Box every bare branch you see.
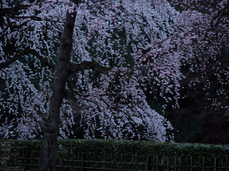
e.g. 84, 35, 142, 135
0, 49, 55, 71
68, 61, 111, 75
0, 5, 30, 16
11, 16, 65, 23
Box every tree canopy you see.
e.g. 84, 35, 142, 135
0, 0, 229, 142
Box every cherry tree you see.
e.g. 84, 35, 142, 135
0, 0, 179, 141
162, 0, 229, 143
1, 0, 228, 170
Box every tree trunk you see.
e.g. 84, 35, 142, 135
39, 10, 76, 171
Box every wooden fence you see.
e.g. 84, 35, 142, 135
1, 141, 229, 171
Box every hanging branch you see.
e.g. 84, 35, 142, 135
0, 48, 55, 71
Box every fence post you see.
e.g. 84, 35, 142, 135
166, 155, 169, 171
114, 153, 117, 171
190, 156, 192, 171
145, 155, 151, 171
214, 157, 216, 171
135, 154, 138, 171
103, 152, 106, 170
226, 158, 228, 171
124, 153, 127, 170
110, 153, 112, 171
81, 152, 84, 171
174, 155, 177, 171
120, 154, 123, 170
202, 157, 205, 171
93, 152, 96, 170
23, 149, 28, 170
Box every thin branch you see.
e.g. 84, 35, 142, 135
0, 25, 10, 35
11, 15, 64, 23
0, 48, 55, 71
211, 0, 229, 29
6, 17, 29, 30
0, 5, 30, 15
68, 61, 111, 75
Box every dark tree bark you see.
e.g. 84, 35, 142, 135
38, 2, 112, 170
39, 10, 76, 171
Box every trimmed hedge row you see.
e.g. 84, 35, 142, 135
1, 139, 229, 170
1, 139, 229, 157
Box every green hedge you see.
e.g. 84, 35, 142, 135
59, 139, 229, 157
1, 139, 229, 170
1, 139, 229, 156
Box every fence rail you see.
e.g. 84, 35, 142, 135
1, 141, 229, 171
1, 151, 229, 170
